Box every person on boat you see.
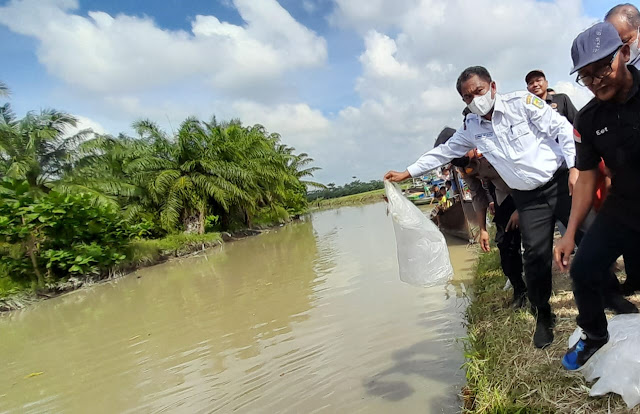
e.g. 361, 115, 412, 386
606, 3, 640, 69
525, 70, 578, 124
445, 180, 453, 198
437, 187, 452, 209
554, 22, 640, 370
384, 65, 635, 349
428, 185, 440, 205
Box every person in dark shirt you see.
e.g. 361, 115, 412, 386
555, 22, 640, 370
525, 70, 579, 124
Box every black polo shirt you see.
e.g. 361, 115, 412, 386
545, 93, 578, 124
575, 65, 640, 230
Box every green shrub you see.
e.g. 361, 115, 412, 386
0, 179, 135, 286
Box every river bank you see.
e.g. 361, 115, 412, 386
310, 188, 386, 210
464, 248, 640, 413
0, 230, 270, 313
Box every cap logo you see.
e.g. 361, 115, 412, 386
594, 29, 602, 53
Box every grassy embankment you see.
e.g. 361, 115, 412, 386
0, 232, 223, 307
310, 188, 386, 209
464, 248, 640, 413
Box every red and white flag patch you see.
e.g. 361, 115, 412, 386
573, 128, 582, 143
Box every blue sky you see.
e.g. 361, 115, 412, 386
0, 0, 627, 184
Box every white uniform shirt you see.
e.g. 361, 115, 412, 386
407, 91, 576, 191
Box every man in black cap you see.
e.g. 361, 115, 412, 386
525, 70, 578, 124
555, 21, 640, 370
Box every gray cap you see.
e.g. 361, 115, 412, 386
570, 22, 623, 75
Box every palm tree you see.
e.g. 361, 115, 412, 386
0, 82, 9, 98
0, 109, 91, 193
128, 118, 253, 233
56, 133, 154, 218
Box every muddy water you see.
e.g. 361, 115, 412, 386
0, 202, 476, 413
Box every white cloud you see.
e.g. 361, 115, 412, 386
61, 114, 107, 140
303, 0, 317, 14
0, 0, 607, 184
317, 0, 598, 183
552, 81, 594, 110
359, 31, 418, 80
73, 115, 107, 135
0, 0, 327, 96
231, 101, 331, 149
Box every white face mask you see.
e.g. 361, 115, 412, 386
467, 87, 495, 116
629, 27, 640, 62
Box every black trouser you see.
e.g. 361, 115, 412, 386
571, 212, 640, 338
493, 195, 526, 295
511, 168, 620, 316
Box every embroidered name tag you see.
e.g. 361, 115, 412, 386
474, 132, 494, 139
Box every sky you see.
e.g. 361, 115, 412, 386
0, 0, 625, 185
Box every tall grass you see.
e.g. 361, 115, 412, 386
126, 232, 222, 265
463, 248, 640, 413
310, 189, 386, 209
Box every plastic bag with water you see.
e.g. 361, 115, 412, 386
568, 314, 640, 408
384, 180, 453, 287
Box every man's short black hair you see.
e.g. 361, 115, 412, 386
456, 66, 492, 95
445, 180, 452, 187
605, 3, 640, 29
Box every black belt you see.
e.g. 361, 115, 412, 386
515, 163, 568, 194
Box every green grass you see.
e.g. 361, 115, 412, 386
0, 269, 29, 299
310, 188, 386, 209
463, 248, 640, 413
125, 232, 222, 265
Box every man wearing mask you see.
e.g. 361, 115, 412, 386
555, 22, 640, 370
525, 70, 578, 124
384, 66, 635, 349
606, 3, 640, 69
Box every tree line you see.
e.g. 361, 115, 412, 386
0, 82, 322, 288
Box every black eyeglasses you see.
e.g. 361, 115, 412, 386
576, 49, 620, 87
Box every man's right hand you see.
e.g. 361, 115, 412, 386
384, 170, 411, 182
553, 236, 575, 272
478, 229, 490, 252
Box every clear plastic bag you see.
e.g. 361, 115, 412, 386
385, 180, 453, 287
568, 314, 640, 408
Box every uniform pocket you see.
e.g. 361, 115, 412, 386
508, 122, 531, 152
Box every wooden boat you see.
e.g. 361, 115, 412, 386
430, 168, 478, 242
405, 191, 434, 205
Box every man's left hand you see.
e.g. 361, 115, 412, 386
568, 167, 579, 196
